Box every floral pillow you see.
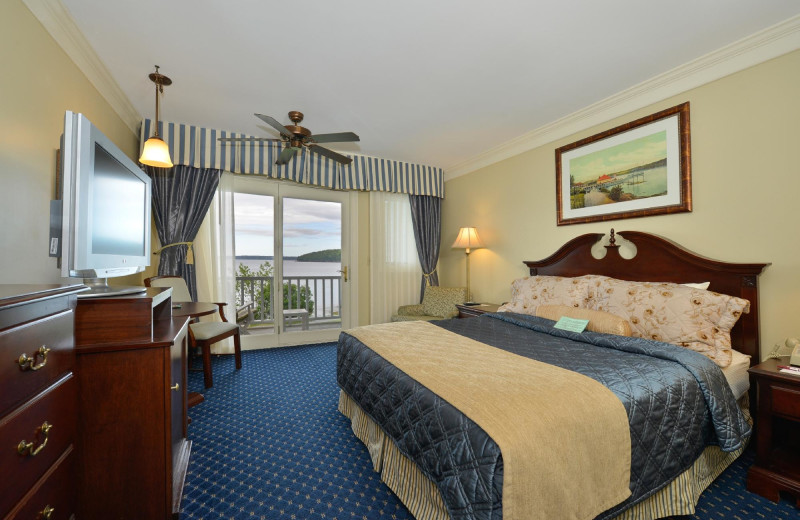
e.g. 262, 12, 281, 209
497, 275, 605, 316
593, 278, 750, 367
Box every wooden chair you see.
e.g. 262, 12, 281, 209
144, 275, 242, 388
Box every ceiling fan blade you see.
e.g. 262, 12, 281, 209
218, 137, 283, 142
309, 132, 360, 144
308, 144, 352, 165
255, 113, 294, 138
275, 146, 299, 165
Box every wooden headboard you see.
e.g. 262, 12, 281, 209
523, 230, 769, 363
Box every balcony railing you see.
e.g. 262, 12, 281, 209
236, 275, 342, 327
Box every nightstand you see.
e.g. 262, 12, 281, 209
747, 358, 800, 505
456, 303, 500, 319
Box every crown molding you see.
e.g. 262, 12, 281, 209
445, 14, 800, 181
23, 0, 141, 134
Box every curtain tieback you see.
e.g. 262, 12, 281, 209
153, 241, 194, 264
422, 268, 437, 286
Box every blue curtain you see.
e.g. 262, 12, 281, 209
409, 195, 441, 302
147, 165, 221, 301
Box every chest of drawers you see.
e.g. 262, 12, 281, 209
0, 284, 84, 520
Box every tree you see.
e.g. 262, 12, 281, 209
236, 260, 315, 321
609, 185, 624, 202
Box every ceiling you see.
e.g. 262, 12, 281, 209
54, 0, 800, 171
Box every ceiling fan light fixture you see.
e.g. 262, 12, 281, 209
139, 65, 174, 168
222, 111, 358, 166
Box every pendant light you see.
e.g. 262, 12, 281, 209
139, 65, 174, 168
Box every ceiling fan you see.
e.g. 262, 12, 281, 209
219, 111, 359, 165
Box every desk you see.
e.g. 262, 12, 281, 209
172, 302, 219, 408
172, 301, 218, 319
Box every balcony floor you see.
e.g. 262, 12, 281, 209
243, 319, 342, 335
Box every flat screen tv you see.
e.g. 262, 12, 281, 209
56, 111, 151, 298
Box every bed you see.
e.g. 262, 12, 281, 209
337, 230, 768, 520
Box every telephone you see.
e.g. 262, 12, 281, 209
789, 338, 800, 366
768, 337, 800, 363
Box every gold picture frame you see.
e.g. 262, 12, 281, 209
556, 102, 691, 226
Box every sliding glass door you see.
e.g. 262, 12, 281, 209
233, 177, 354, 347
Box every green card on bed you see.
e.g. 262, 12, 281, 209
553, 316, 590, 333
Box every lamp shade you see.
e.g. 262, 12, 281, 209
452, 227, 484, 250
139, 136, 174, 168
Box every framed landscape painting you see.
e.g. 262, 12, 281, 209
556, 102, 691, 226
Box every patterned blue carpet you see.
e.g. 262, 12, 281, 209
181, 343, 800, 519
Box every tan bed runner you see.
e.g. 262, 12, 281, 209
347, 321, 632, 520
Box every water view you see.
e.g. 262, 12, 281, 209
236, 258, 341, 277
233, 192, 344, 331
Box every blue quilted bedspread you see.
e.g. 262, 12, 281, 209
336, 313, 751, 520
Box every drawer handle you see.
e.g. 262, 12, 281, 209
17, 345, 51, 372
17, 421, 52, 457
171, 383, 180, 391
39, 505, 55, 520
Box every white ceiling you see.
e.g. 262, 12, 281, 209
54, 0, 800, 171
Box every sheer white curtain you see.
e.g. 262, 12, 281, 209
194, 172, 238, 353
369, 192, 422, 324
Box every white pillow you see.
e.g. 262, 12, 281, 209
683, 282, 710, 290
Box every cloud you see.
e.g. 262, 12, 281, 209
233, 192, 341, 256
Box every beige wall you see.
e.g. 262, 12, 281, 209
441, 49, 800, 359
0, 0, 139, 285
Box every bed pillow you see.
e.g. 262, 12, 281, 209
683, 282, 710, 290
535, 304, 633, 336
497, 275, 605, 315
593, 278, 750, 367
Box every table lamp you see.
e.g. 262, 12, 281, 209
452, 227, 484, 303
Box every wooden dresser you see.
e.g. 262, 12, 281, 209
74, 288, 191, 520
0, 284, 85, 520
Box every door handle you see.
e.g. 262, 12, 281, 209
338, 266, 348, 282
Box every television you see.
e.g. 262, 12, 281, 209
54, 111, 152, 298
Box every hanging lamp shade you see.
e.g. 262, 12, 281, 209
139, 65, 174, 168
140, 136, 173, 168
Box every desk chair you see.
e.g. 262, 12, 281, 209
144, 275, 242, 388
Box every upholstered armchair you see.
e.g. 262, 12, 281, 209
391, 286, 467, 322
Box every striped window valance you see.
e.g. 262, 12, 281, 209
141, 119, 444, 198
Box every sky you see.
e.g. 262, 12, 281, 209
233, 193, 341, 257
569, 131, 667, 184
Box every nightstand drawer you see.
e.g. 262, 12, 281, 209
456, 303, 500, 318
772, 384, 800, 420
